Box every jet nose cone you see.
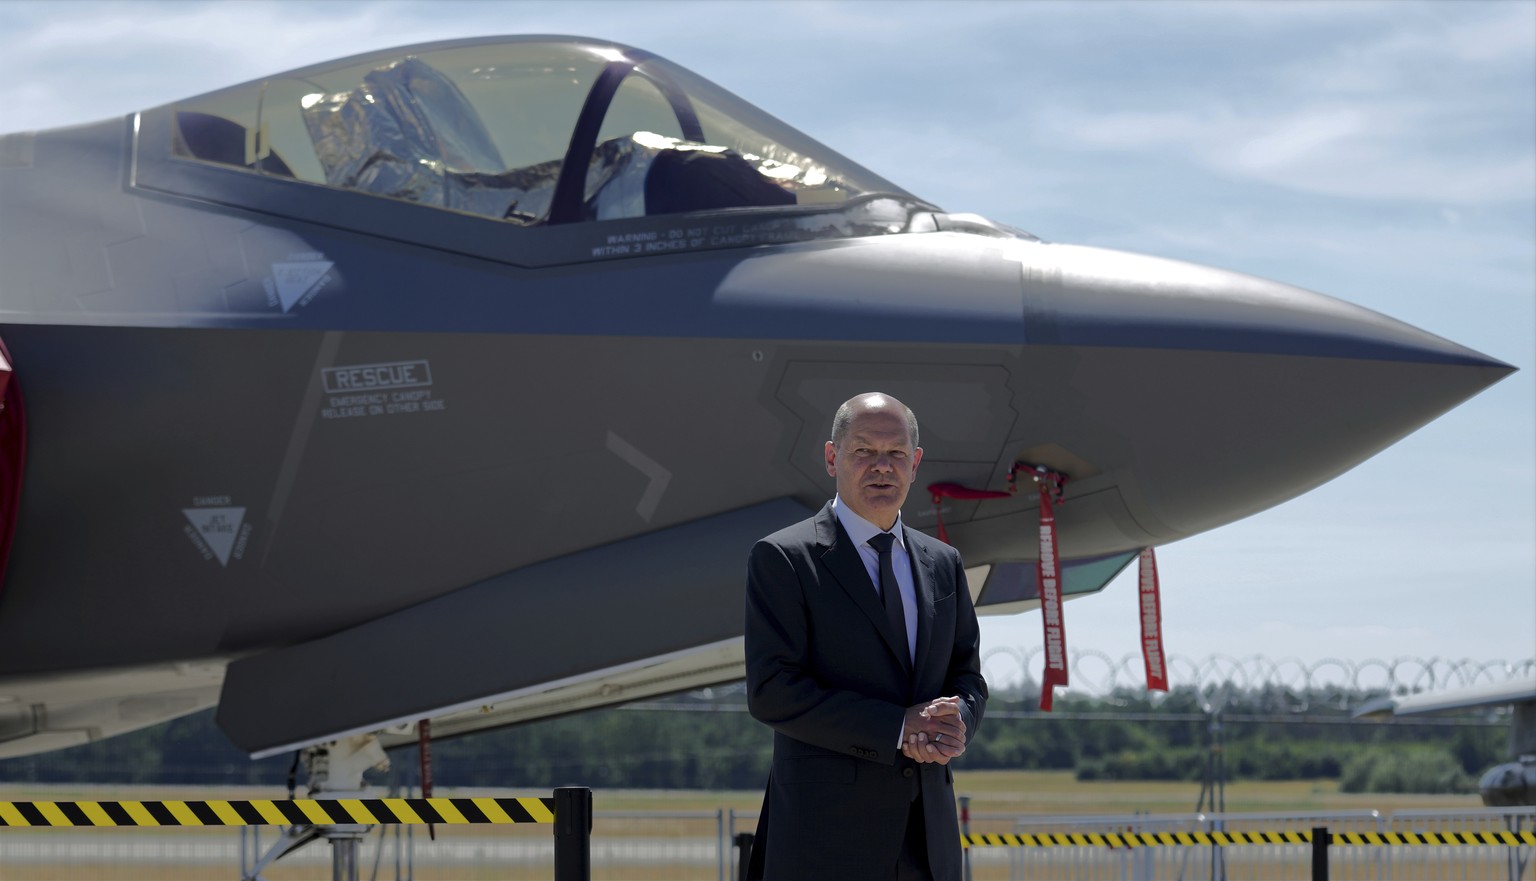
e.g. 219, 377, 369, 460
1023, 242, 1513, 373
1014, 241, 1515, 540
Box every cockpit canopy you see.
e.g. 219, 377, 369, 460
169, 36, 919, 226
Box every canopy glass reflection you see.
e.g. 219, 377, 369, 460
169, 37, 922, 228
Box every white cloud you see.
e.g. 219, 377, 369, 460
1232, 108, 1370, 172
1019, 2, 1534, 206
1284, 1, 1536, 94
1035, 99, 1534, 205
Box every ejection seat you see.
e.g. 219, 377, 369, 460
300, 57, 547, 219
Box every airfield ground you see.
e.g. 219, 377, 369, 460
0, 772, 1496, 881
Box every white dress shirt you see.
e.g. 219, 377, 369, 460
832, 495, 918, 664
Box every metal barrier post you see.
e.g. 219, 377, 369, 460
717, 808, 726, 881
727, 809, 738, 881
554, 786, 593, 881
1311, 826, 1329, 881
1509, 813, 1526, 881
959, 796, 973, 881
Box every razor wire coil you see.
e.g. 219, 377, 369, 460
981, 649, 1536, 709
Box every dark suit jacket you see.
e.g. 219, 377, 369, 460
744, 502, 988, 881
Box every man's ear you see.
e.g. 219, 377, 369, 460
824, 441, 837, 477
911, 447, 923, 470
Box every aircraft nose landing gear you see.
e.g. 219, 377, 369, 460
241, 734, 390, 881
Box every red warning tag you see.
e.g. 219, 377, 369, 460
1033, 474, 1068, 710
1138, 548, 1169, 692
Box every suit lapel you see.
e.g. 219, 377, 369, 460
815, 505, 912, 673
906, 527, 938, 683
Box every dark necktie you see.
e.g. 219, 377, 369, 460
867, 532, 909, 665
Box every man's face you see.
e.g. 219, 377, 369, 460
825, 407, 923, 531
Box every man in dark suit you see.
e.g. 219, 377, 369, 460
745, 392, 988, 881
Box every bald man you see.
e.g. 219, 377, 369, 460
745, 393, 988, 881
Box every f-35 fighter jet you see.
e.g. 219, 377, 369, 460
0, 36, 1512, 762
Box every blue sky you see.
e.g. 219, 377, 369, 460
2, 1, 1531, 690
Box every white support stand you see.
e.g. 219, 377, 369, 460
241, 734, 391, 881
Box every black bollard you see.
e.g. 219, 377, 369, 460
734, 832, 755, 881
1311, 826, 1329, 881
554, 787, 593, 881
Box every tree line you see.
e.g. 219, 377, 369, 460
0, 684, 1507, 795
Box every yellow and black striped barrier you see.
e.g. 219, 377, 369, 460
963, 831, 1306, 847
1330, 830, 1536, 846
2, 788, 595, 881
0, 797, 555, 828
961, 829, 1536, 848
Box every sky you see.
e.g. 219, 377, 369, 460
1, 0, 1531, 695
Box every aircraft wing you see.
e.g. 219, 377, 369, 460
1354, 676, 1536, 718
220, 499, 1134, 757
218, 499, 809, 757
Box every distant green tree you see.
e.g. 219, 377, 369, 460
1340, 747, 1475, 795
0, 685, 1509, 793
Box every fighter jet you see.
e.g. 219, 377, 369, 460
0, 35, 1514, 764
1356, 676, 1536, 807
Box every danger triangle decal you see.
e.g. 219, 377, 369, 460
183, 507, 246, 567
272, 260, 332, 313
